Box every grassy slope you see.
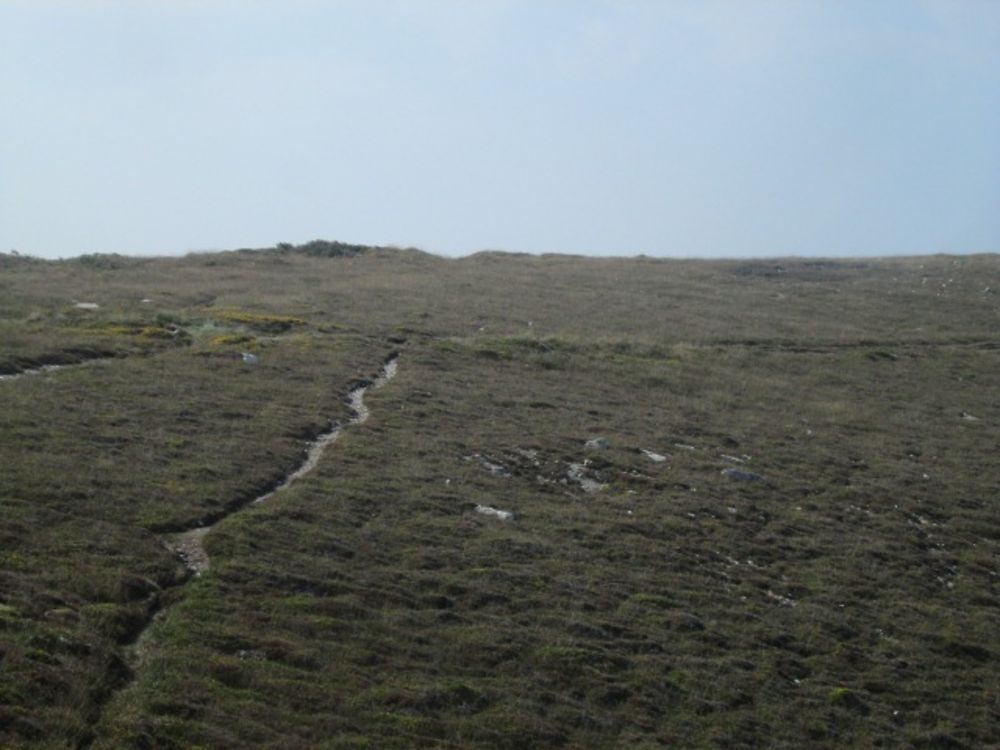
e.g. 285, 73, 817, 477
1, 246, 998, 748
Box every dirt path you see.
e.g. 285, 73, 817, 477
163, 354, 398, 575
80, 353, 399, 748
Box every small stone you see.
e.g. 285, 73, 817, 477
585, 437, 609, 450
482, 460, 510, 477
475, 504, 513, 521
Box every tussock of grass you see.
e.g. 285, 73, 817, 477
210, 310, 307, 333
209, 334, 256, 347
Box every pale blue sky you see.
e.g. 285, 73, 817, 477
1, 1, 998, 258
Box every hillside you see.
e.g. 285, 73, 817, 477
1, 244, 998, 748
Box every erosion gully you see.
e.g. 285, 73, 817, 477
0, 364, 70, 381
78, 352, 399, 747
165, 354, 398, 575
0, 353, 114, 381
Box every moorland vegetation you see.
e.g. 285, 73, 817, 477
0, 243, 997, 748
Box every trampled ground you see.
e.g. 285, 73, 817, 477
1, 244, 998, 748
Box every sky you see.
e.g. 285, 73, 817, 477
1, 1, 998, 259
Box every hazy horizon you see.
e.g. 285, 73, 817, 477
2, 1, 998, 260
6, 241, 1000, 264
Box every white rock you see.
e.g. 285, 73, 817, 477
475, 504, 513, 521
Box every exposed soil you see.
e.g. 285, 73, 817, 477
0, 349, 117, 379
78, 353, 399, 747
0, 363, 68, 381
163, 354, 398, 575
